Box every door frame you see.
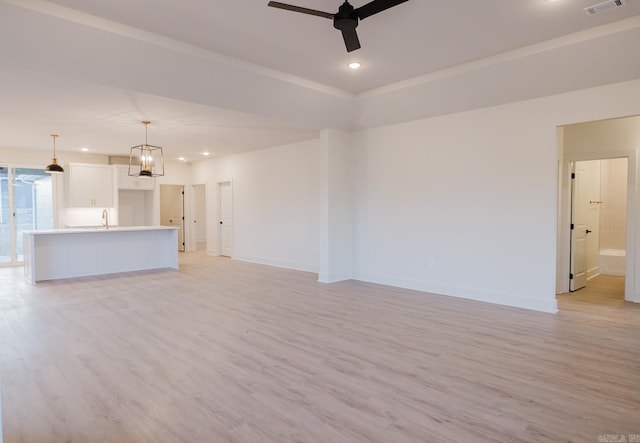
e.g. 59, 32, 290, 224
557, 150, 636, 302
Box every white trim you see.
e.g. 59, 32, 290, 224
355, 273, 558, 313
233, 254, 319, 274
586, 267, 601, 280
318, 272, 352, 283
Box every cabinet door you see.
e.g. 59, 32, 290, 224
66, 164, 115, 207
92, 166, 114, 207
67, 165, 95, 207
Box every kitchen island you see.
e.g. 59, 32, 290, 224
23, 226, 179, 284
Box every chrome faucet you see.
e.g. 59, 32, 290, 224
102, 209, 109, 229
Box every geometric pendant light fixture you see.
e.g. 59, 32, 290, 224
44, 134, 64, 174
128, 120, 165, 177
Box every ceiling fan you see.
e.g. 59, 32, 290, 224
267, 0, 409, 52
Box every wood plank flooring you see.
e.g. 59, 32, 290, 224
0, 253, 639, 442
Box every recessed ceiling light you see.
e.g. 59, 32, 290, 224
348, 62, 362, 70
178, 156, 186, 161
203, 152, 210, 156
81, 147, 89, 152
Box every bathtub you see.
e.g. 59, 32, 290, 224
599, 249, 626, 276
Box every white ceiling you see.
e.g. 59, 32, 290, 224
36, 0, 640, 92
0, 0, 639, 160
0, 67, 319, 162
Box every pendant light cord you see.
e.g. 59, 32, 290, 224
51, 134, 58, 159
143, 120, 151, 146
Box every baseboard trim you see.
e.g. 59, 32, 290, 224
318, 272, 353, 283
354, 273, 558, 313
586, 271, 601, 281
233, 254, 319, 274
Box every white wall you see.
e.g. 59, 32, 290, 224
118, 190, 153, 226
353, 107, 558, 312
574, 160, 602, 279
600, 158, 628, 251
319, 129, 355, 283
353, 79, 640, 312
564, 116, 640, 155
191, 139, 321, 272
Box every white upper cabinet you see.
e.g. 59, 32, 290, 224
116, 165, 155, 190
65, 163, 115, 207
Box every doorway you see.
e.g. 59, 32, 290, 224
570, 159, 628, 292
160, 184, 185, 252
557, 115, 638, 304
0, 167, 55, 265
218, 181, 233, 257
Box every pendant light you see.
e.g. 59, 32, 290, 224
45, 134, 64, 174
128, 121, 164, 177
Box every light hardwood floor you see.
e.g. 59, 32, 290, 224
0, 253, 639, 443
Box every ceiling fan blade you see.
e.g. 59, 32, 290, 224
355, 0, 409, 20
340, 27, 361, 52
267, 1, 334, 19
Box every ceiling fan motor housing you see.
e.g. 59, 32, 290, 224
268, 0, 410, 52
334, 1, 358, 30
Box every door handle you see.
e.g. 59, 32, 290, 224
586, 229, 592, 234
220, 221, 223, 225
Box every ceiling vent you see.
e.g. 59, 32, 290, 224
584, 0, 625, 15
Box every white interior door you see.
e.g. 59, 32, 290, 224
193, 184, 206, 251
219, 181, 232, 257
570, 163, 588, 291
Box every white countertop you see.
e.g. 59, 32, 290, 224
23, 226, 179, 235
